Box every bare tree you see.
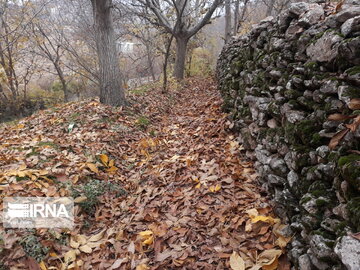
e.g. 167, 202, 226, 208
135, 0, 223, 80
90, 0, 126, 106
30, 22, 71, 102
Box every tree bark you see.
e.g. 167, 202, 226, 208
233, 0, 240, 35
91, 0, 126, 106
55, 64, 69, 102
225, 0, 232, 43
173, 37, 188, 80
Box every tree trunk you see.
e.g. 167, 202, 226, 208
54, 63, 69, 102
173, 37, 188, 80
225, 0, 232, 43
91, 0, 126, 106
233, 0, 240, 35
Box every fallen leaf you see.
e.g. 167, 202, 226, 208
229, 251, 245, 270
99, 154, 109, 166
79, 244, 92, 253
328, 113, 356, 121
349, 98, 360, 110
64, 249, 76, 263
88, 229, 106, 242
87, 163, 99, 173
329, 129, 349, 149
136, 264, 149, 270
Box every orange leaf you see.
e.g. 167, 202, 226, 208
87, 163, 99, 174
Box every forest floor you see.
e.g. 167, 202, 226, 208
0, 78, 290, 270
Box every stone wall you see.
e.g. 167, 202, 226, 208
217, 2, 360, 269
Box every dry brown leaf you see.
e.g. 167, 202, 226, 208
229, 251, 245, 270
329, 128, 349, 149
79, 244, 92, 253
349, 98, 360, 110
328, 113, 356, 121
88, 229, 106, 242
63, 249, 76, 263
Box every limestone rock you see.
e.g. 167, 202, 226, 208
334, 236, 360, 270
341, 15, 360, 37
306, 31, 343, 63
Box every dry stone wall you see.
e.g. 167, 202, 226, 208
217, 2, 360, 269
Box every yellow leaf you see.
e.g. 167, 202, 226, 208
195, 183, 201, 189
38, 170, 49, 176
74, 196, 87, 203
209, 186, 215, 192
143, 235, 154, 245
70, 237, 80, 249
106, 166, 118, 173
136, 264, 149, 270
64, 249, 76, 263
250, 215, 280, 224
139, 230, 153, 237
108, 159, 115, 167
99, 154, 109, 166
74, 235, 87, 245
79, 244, 92, 253
87, 163, 99, 174
88, 229, 106, 242
229, 251, 245, 270
39, 261, 47, 270
49, 252, 57, 257
214, 184, 221, 192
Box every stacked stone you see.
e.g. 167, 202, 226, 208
217, 2, 360, 269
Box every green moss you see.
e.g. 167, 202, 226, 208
308, 181, 329, 197
268, 102, 281, 116
304, 61, 318, 70
342, 87, 360, 99
345, 66, 360, 76
334, 221, 347, 236
285, 90, 302, 99
135, 116, 151, 129
315, 199, 328, 207
338, 154, 360, 190
285, 119, 323, 147
37, 141, 59, 149
300, 196, 312, 204
338, 154, 360, 167
347, 197, 360, 231
313, 229, 336, 241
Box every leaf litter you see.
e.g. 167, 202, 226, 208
0, 78, 291, 269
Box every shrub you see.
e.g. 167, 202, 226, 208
71, 179, 126, 214
19, 233, 49, 262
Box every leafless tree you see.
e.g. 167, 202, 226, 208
134, 0, 224, 80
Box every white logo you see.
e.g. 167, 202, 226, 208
3, 197, 74, 228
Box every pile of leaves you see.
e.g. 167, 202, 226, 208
0, 78, 291, 269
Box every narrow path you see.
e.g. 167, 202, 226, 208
102, 79, 286, 269
0, 78, 287, 269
